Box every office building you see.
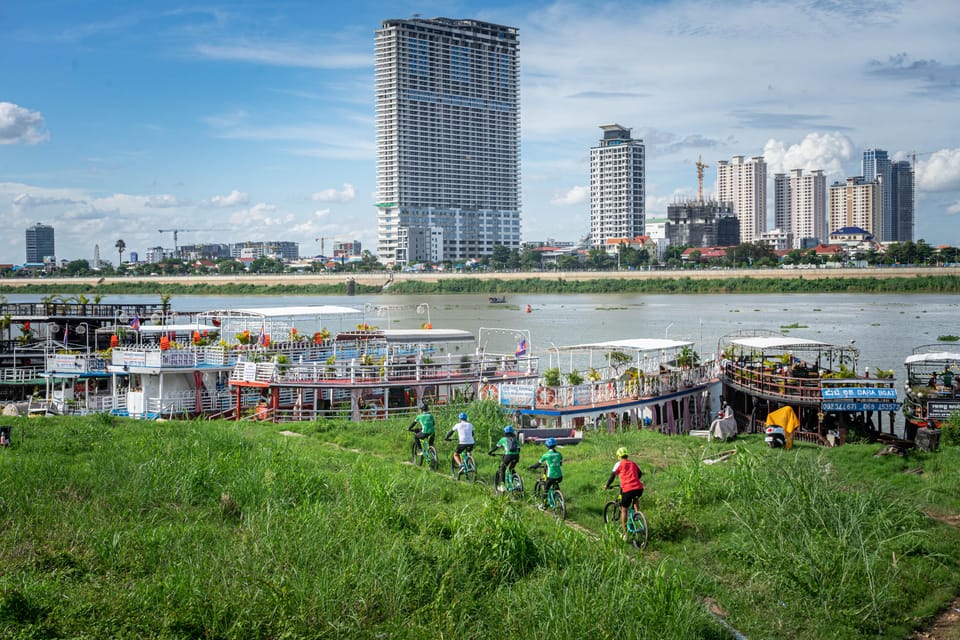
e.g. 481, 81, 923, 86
589, 124, 645, 246
890, 160, 915, 242
829, 177, 882, 236
665, 199, 739, 248
717, 156, 766, 244
774, 169, 827, 248
375, 17, 521, 264
230, 241, 299, 261
862, 148, 893, 241
25, 222, 55, 263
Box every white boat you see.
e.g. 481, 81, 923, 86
902, 345, 960, 436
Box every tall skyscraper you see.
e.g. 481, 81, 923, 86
828, 177, 882, 236
589, 124, 645, 246
862, 148, 893, 241
717, 156, 767, 244
25, 222, 55, 263
890, 160, 915, 242
774, 169, 827, 248
375, 17, 521, 264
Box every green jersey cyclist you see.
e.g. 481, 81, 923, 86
529, 437, 562, 509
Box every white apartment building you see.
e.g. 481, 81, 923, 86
829, 177, 882, 236
774, 169, 827, 248
717, 155, 766, 244
589, 124, 645, 246
374, 17, 521, 264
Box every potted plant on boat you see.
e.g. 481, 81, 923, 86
542, 367, 562, 387
676, 346, 700, 369
605, 351, 632, 377
566, 370, 584, 386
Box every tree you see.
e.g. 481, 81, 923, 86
63, 259, 91, 277
115, 239, 126, 266
519, 247, 542, 271
489, 245, 511, 270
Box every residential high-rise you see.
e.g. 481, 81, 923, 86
774, 169, 827, 248
862, 148, 892, 241
25, 222, 55, 263
828, 177, 882, 236
717, 156, 766, 244
890, 160, 915, 242
375, 17, 521, 264
589, 124, 645, 246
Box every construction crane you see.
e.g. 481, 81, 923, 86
158, 228, 225, 251
695, 155, 710, 203
315, 236, 336, 256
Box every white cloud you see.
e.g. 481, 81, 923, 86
12, 192, 81, 210
550, 185, 588, 206
206, 190, 250, 208
763, 133, 855, 179
195, 42, 369, 70
917, 148, 960, 192
311, 183, 356, 203
948, 201, 960, 215
229, 202, 286, 226
146, 194, 179, 208
313, 209, 331, 218
0, 102, 49, 144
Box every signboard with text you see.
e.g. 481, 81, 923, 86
822, 401, 901, 412
499, 384, 536, 407
927, 401, 960, 420
821, 387, 897, 400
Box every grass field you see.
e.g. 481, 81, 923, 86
2, 405, 959, 639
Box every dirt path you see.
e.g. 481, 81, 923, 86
912, 510, 960, 639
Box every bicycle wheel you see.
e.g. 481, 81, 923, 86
533, 479, 545, 504
463, 454, 477, 483
413, 443, 423, 466
552, 490, 566, 520
631, 511, 649, 550
602, 500, 620, 525
427, 446, 439, 471
450, 455, 459, 479
511, 472, 524, 499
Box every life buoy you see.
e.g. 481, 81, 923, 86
536, 386, 556, 405
480, 384, 499, 400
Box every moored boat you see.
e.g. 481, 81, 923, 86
902, 345, 960, 436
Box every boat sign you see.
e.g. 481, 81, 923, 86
821, 387, 898, 400
499, 384, 536, 407
822, 401, 901, 412
927, 401, 960, 420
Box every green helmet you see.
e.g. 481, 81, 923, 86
616, 447, 629, 458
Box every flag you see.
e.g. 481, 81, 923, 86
130, 315, 141, 331
63, 324, 69, 348
515, 338, 527, 357
257, 325, 267, 346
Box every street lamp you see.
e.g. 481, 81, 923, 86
416, 303, 431, 327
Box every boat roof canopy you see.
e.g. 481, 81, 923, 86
905, 351, 960, 365
553, 338, 693, 352
204, 305, 362, 318
134, 324, 220, 334
726, 336, 830, 350
382, 329, 474, 344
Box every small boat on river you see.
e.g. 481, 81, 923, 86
901, 344, 960, 436
488, 296, 507, 304
719, 329, 899, 445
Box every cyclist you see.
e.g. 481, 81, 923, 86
408, 402, 435, 459
488, 425, 521, 490
445, 411, 475, 469
603, 447, 644, 538
529, 437, 562, 509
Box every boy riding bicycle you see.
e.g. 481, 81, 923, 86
529, 437, 562, 509
488, 425, 521, 490
408, 403, 435, 458
603, 447, 644, 538
445, 412, 475, 468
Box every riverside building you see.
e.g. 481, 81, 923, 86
589, 124, 645, 246
829, 177, 882, 237
374, 17, 521, 264
773, 169, 827, 248
717, 156, 766, 244
25, 222, 55, 263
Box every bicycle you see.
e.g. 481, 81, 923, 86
490, 453, 523, 498
412, 435, 439, 471
532, 467, 565, 520
603, 487, 649, 549
450, 447, 477, 482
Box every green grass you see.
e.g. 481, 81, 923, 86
2, 411, 960, 639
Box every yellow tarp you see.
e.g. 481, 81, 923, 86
766, 405, 800, 449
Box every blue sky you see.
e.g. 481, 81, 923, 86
2, 0, 960, 264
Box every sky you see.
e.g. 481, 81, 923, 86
2, 0, 960, 265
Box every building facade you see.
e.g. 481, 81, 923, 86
717, 156, 766, 244
774, 169, 827, 248
890, 160, 915, 242
829, 178, 882, 236
229, 241, 299, 261
862, 148, 893, 241
375, 17, 521, 264
665, 200, 739, 248
25, 222, 55, 263
589, 124, 645, 246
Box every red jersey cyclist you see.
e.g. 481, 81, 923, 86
603, 447, 644, 538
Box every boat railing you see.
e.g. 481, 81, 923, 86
0, 366, 44, 382
723, 361, 897, 402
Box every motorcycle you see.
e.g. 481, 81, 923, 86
765, 425, 786, 448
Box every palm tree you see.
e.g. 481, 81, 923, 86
115, 239, 126, 266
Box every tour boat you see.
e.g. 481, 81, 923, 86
901, 345, 960, 436
719, 329, 899, 445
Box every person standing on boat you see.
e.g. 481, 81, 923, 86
408, 402, 435, 458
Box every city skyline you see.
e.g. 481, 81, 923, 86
2, 0, 960, 265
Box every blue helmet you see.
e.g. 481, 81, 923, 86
458, 412, 468, 420
503, 425, 514, 434
545, 437, 557, 448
